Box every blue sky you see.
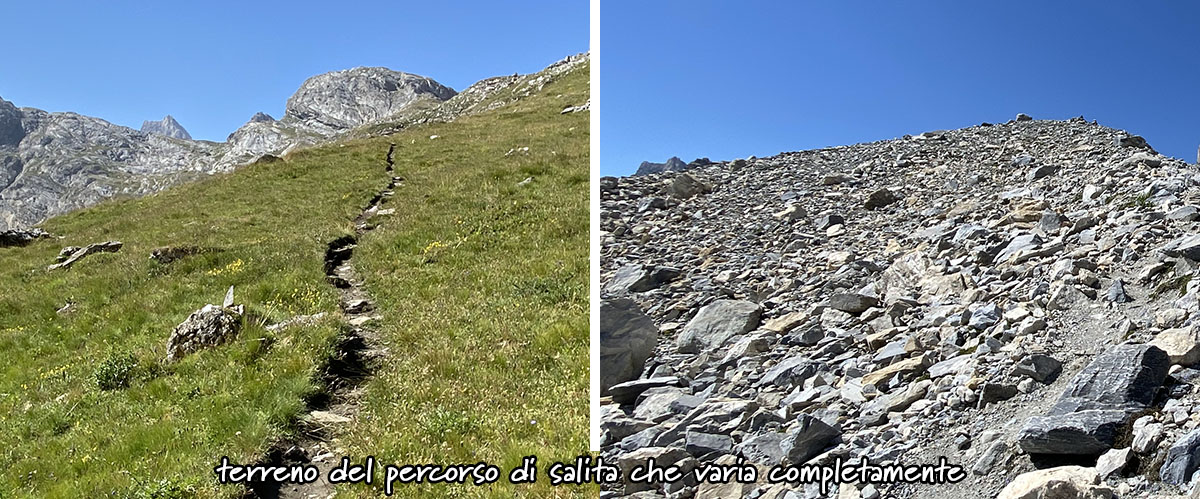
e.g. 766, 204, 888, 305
601, 2, 1200, 175
0, 1, 586, 142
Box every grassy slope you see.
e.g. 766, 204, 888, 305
0, 63, 588, 498
341, 66, 590, 499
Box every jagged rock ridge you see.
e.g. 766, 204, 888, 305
635, 156, 714, 176
600, 115, 1200, 498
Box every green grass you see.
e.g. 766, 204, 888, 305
0, 62, 588, 498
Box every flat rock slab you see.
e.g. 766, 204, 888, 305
1017, 410, 1130, 455
608, 376, 681, 405
47, 241, 122, 270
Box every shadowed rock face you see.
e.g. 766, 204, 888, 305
0, 98, 24, 146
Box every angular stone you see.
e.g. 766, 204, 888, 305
605, 264, 681, 295
1028, 163, 1058, 180
1132, 421, 1163, 454
756, 357, 817, 388
1047, 283, 1088, 311
1150, 326, 1200, 367
972, 440, 1008, 475
1168, 205, 1200, 222
780, 414, 840, 465
763, 312, 806, 333
1012, 354, 1063, 383
634, 387, 686, 422
863, 355, 930, 387
165, 303, 244, 362
1161, 235, 1200, 261
608, 376, 681, 405
1160, 429, 1200, 485
928, 354, 974, 378
676, 300, 761, 354
1106, 279, 1131, 303
828, 293, 880, 315
969, 303, 1001, 330
600, 299, 659, 394
1095, 448, 1132, 479
736, 432, 787, 466
0, 228, 50, 247
685, 431, 733, 456
814, 214, 845, 230
979, 383, 1019, 406
996, 234, 1043, 263
865, 188, 900, 210
666, 173, 710, 199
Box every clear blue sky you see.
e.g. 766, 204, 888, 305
0, 1, 586, 142
601, 2, 1200, 175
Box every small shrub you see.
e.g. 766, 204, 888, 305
93, 353, 138, 391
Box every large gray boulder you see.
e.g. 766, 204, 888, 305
600, 299, 658, 394
1017, 344, 1169, 455
164, 304, 245, 362
665, 173, 710, 199
676, 300, 761, 353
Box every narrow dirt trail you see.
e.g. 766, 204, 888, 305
248, 144, 398, 499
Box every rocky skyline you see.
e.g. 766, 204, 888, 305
0, 55, 587, 230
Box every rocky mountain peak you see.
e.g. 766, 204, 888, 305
140, 115, 192, 140
249, 112, 275, 123
284, 66, 457, 130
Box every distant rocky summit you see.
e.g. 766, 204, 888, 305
248, 112, 275, 123
601, 115, 1200, 498
0, 54, 588, 230
634, 156, 713, 176
140, 115, 192, 140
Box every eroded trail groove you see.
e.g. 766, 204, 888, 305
248, 144, 398, 499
